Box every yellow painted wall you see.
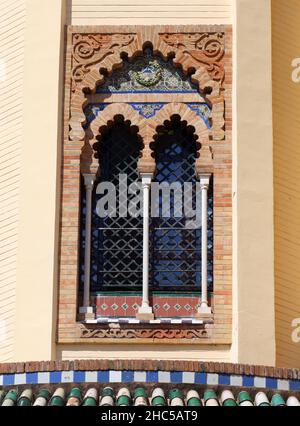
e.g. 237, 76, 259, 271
14, 0, 67, 362
0, 0, 278, 365
71, 0, 232, 25
231, 0, 275, 366
272, 0, 300, 368
0, 0, 25, 362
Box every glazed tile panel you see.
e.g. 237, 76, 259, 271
1, 370, 300, 392
93, 295, 213, 318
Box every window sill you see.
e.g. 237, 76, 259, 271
76, 317, 214, 342
85, 317, 211, 325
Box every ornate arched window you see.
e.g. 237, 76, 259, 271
79, 47, 213, 319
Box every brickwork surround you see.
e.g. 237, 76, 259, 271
58, 25, 232, 345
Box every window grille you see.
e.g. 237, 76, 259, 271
80, 118, 143, 292
150, 117, 213, 292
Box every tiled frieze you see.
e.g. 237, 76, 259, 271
93, 294, 213, 318
0, 360, 300, 393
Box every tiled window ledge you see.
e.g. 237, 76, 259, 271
77, 318, 214, 340
85, 317, 210, 325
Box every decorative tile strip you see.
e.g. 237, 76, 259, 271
91, 318, 205, 325
83, 102, 212, 128
1, 360, 299, 382
0, 370, 300, 392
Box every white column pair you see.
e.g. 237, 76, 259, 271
80, 173, 212, 320
137, 173, 212, 319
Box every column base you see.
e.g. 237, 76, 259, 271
136, 305, 154, 320
79, 306, 95, 321
195, 304, 213, 319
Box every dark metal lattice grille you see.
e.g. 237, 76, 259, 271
80, 121, 143, 292
151, 121, 213, 291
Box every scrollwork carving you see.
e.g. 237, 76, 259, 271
69, 29, 227, 144
79, 324, 211, 340
72, 33, 136, 91
159, 32, 225, 85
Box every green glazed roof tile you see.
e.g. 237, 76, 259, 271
0, 384, 299, 407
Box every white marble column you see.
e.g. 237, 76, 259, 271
196, 173, 212, 316
79, 173, 96, 320
137, 173, 154, 320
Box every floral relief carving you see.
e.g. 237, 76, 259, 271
79, 324, 211, 340
72, 33, 136, 91
69, 29, 226, 145
159, 32, 225, 86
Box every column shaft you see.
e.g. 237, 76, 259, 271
80, 174, 95, 319
137, 173, 154, 320
197, 173, 212, 317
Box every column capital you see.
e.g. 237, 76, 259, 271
82, 173, 96, 190
198, 173, 211, 189
140, 172, 153, 187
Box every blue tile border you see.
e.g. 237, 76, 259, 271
122, 371, 135, 383
219, 374, 231, 386
26, 373, 38, 385
0, 370, 299, 392
195, 372, 207, 385
289, 380, 300, 391
243, 376, 254, 387
2, 374, 14, 386
97, 371, 110, 383
266, 378, 278, 389
83, 102, 211, 129
49, 372, 62, 384
170, 371, 183, 384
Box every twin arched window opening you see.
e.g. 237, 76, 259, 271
80, 114, 213, 295
79, 47, 214, 319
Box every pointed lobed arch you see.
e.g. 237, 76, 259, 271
145, 102, 213, 174
86, 103, 147, 174
86, 102, 212, 175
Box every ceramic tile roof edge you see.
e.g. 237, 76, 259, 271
0, 360, 298, 380
1, 371, 300, 393
1, 385, 299, 406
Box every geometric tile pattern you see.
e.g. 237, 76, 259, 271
88, 318, 205, 325
84, 102, 211, 126
1, 370, 300, 392
94, 294, 210, 318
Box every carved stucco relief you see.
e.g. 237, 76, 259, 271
69, 29, 226, 175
